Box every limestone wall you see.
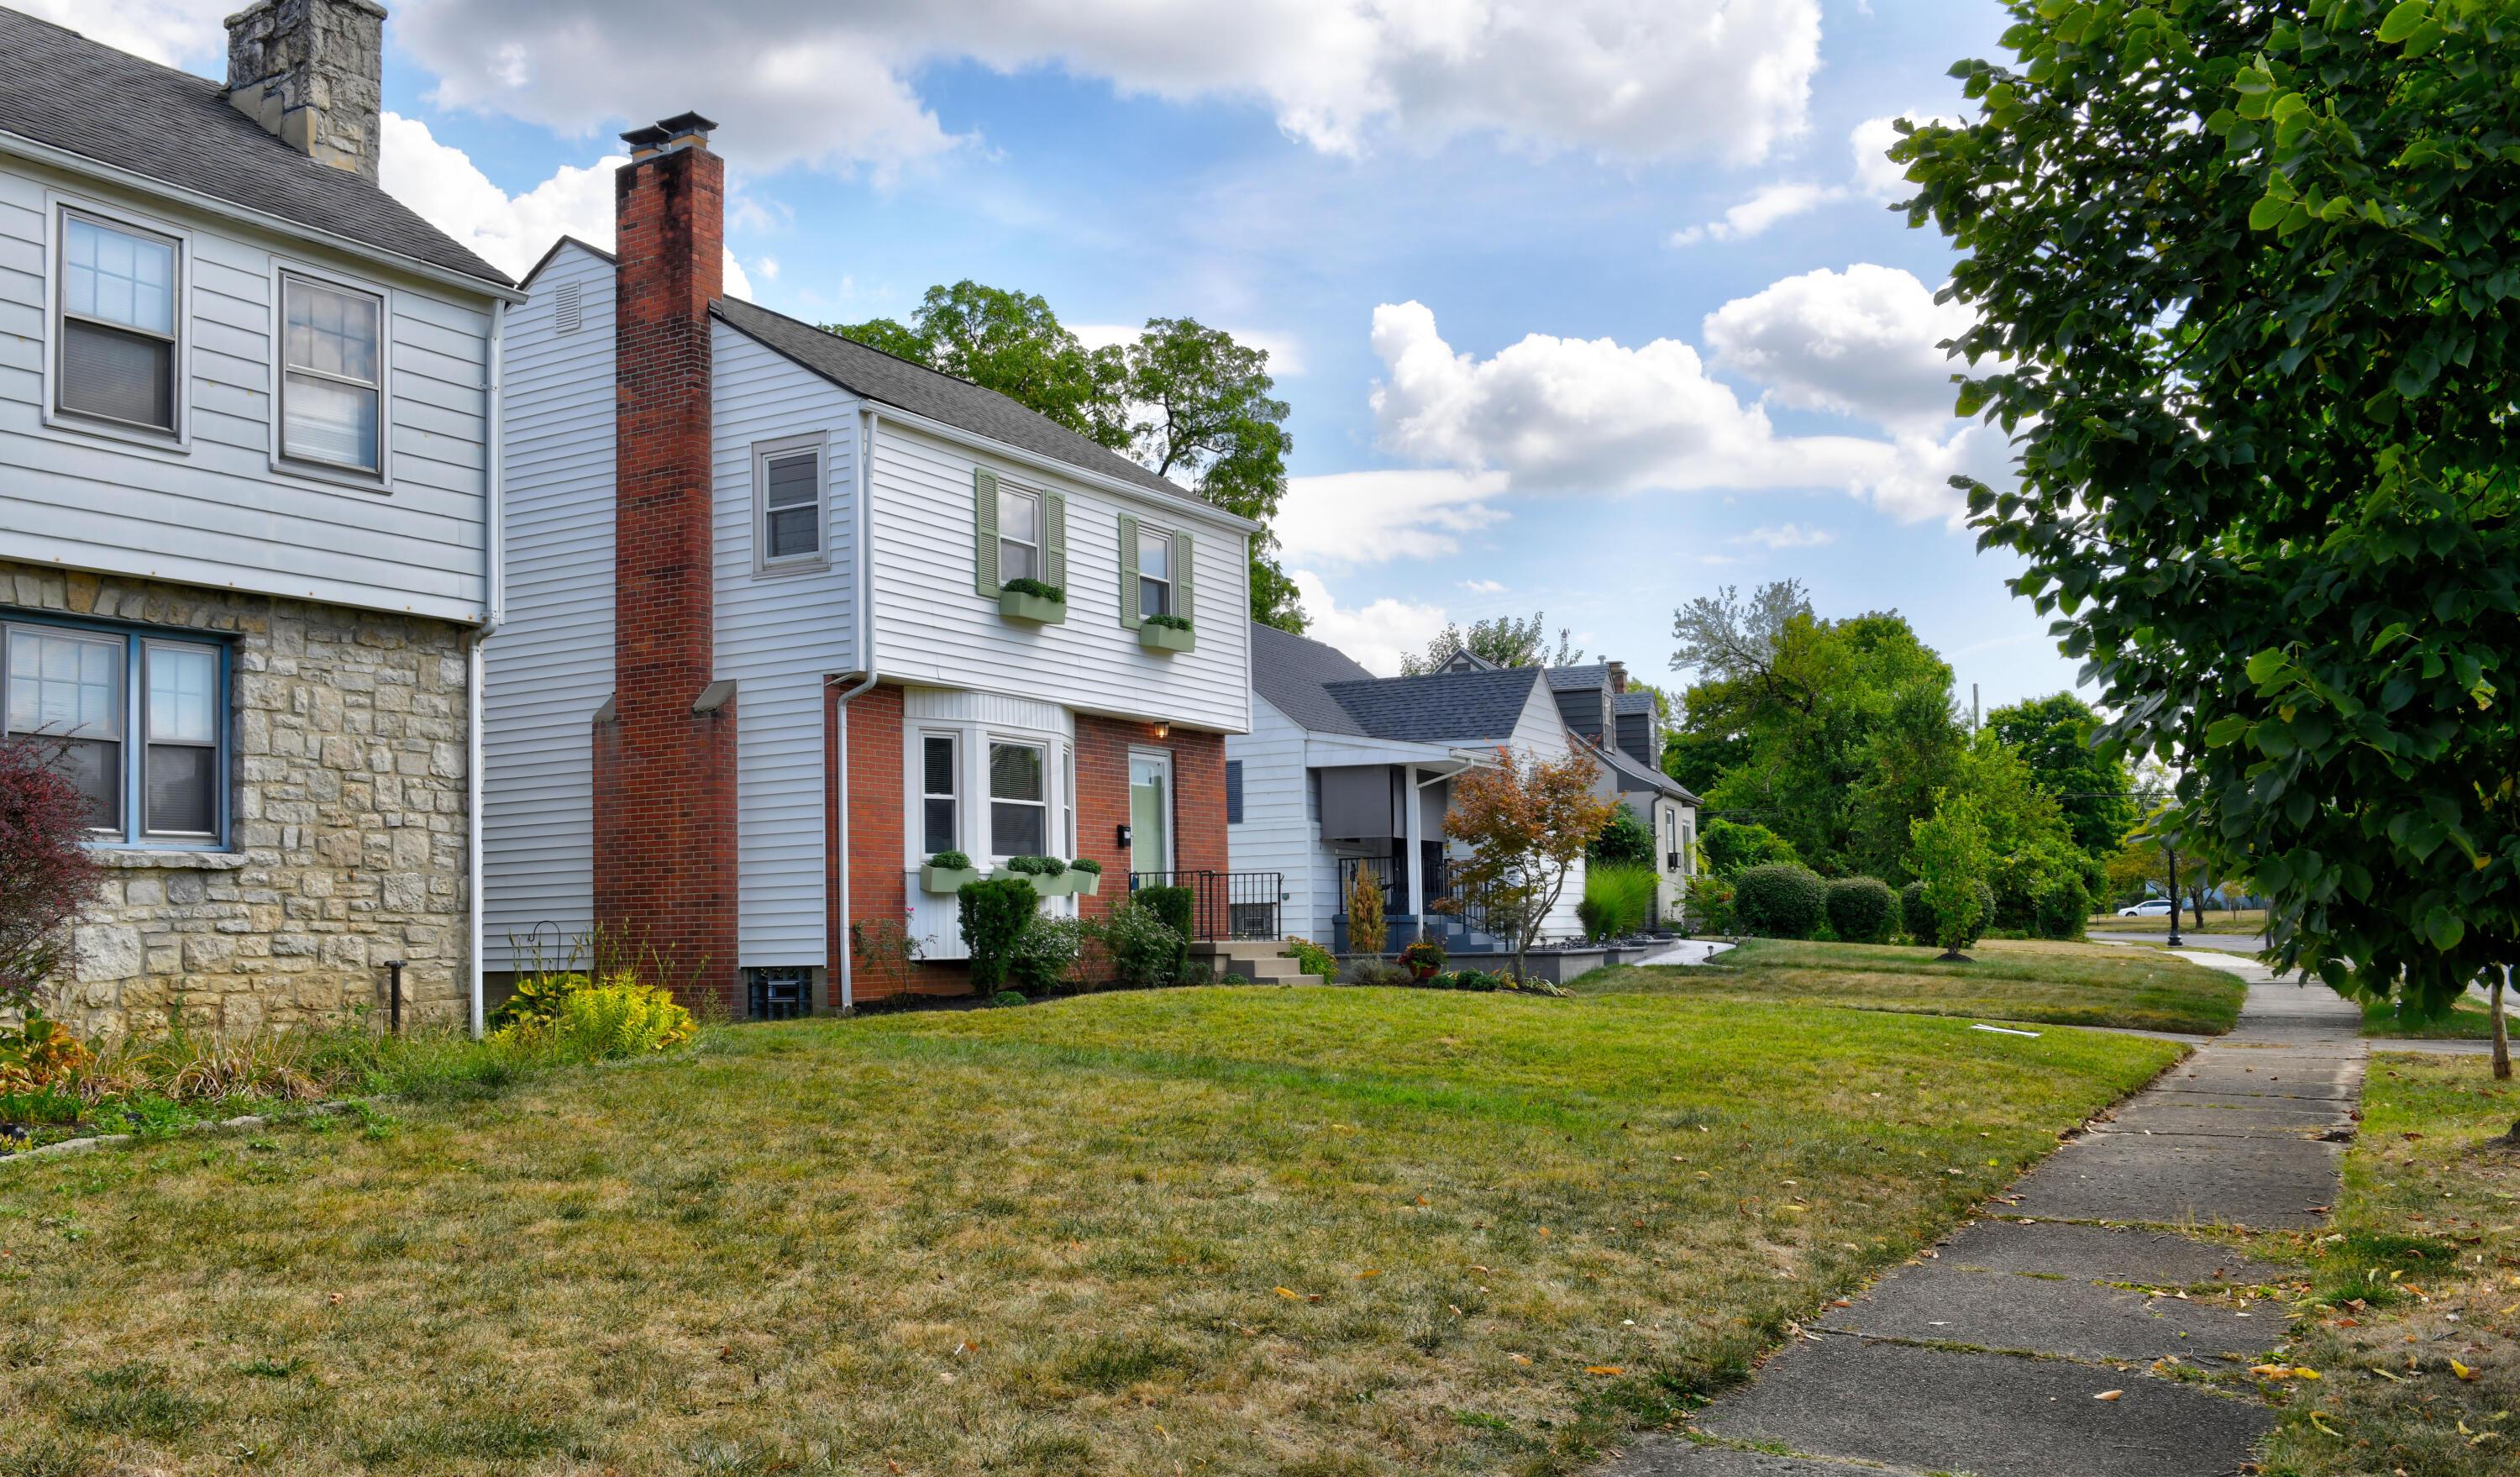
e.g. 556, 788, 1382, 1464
3, 561, 473, 1035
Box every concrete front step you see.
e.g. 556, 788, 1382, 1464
1189, 940, 1311, 983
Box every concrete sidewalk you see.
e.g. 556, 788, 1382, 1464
1599, 956, 2361, 1477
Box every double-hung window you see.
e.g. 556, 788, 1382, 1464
1137, 526, 1173, 618
281, 273, 384, 473
3, 621, 223, 844
58, 211, 180, 434
757, 441, 823, 567
921, 733, 959, 854
998, 486, 1042, 585
988, 740, 1046, 857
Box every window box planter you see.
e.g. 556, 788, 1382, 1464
998, 587, 1068, 625
1068, 867, 1102, 897
919, 863, 983, 895
1014, 870, 1071, 897
1137, 621, 1194, 653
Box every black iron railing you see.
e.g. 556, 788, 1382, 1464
1127, 870, 1284, 940
1335, 853, 1509, 941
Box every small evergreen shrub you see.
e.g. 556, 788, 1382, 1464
1000, 577, 1065, 602
957, 876, 1042, 992
1347, 867, 1388, 956
990, 990, 1028, 1008
1144, 613, 1193, 632
1731, 863, 1827, 938
927, 849, 974, 870
1135, 885, 1195, 982
1587, 802, 1656, 868
1899, 880, 1933, 942
1004, 854, 1068, 876
1089, 901, 1187, 990
1068, 858, 1103, 875
1011, 913, 1084, 996
1825, 876, 1899, 943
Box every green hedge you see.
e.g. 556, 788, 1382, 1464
1733, 863, 1827, 939
1825, 876, 1899, 943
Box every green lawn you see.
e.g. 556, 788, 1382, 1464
2085, 907, 2268, 935
0, 986, 2184, 1476
1572, 937, 2248, 1036
2243, 1054, 2519, 1476
2360, 995, 2510, 1041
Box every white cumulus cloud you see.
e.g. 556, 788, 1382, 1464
1668, 181, 1845, 247
1702, 264, 1974, 430
1851, 112, 1962, 200
1735, 523, 1836, 549
1278, 468, 1510, 565
14, 0, 231, 66
1460, 578, 1507, 595
389, 0, 1823, 174
1290, 571, 1451, 678
380, 113, 751, 297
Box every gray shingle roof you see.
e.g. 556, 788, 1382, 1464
714, 296, 1231, 521
1250, 621, 1373, 737
1587, 735, 1698, 803
0, 9, 509, 287
1323, 667, 1546, 746
1614, 690, 1658, 715
1546, 664, 1612, 692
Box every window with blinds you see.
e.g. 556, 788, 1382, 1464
58, 211, 178, 434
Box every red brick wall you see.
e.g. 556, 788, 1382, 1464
827, 691, 1231, 1003
591, 137, 738, 1013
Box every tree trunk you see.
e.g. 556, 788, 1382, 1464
2494, 967, 2512, 1083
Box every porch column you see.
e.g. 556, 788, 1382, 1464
1403, 764, 1425, 929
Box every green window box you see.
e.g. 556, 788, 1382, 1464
1138, 621, 1194, 653
998, 586, 1068, 624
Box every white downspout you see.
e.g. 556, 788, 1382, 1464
827, 406, 881, 1012
469, 296, 508, 1039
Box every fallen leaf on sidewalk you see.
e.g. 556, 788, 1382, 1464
1585, 1365, 1623, 1376
2095, 1390, 2123, 1401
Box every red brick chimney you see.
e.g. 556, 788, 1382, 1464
593, 112, 738, 1012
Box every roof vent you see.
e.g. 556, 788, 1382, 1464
554, 281, 583, 334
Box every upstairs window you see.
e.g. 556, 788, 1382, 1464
59, 212, 179, 434
281, 274, 383, 472
3, 621, 225, 845
757, 442, 823, 567
998, 486, 1042, 584
1137, 526, 1173, 618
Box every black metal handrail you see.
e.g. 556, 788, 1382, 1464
1127, 870, 1284, 940
1336, 853, 1507, 939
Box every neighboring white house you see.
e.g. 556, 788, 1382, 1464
1546, 666, 1700, 923
1228, 623, 1590, 954
0, 3, 520, 1034
484, 115, 1254, 1012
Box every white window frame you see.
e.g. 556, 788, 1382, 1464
1136, 522, 1174, 618
44, 196, 192, 451
917, 728, 960, 857
985, 737, 1051, 861
997, 483, 1043, 587
753, 434, 827, 574
1062, 743, 1076, 858
263, 255, 395, 491
274, 267, 389, 482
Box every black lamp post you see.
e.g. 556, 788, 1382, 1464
2162, 844, 2185, 949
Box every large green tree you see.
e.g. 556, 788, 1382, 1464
1898, 0, 2520, 1074
1398, 612, 1583, 675
1987, 693, 2136, 862
831, 287, 1306, 632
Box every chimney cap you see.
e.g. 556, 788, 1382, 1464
619, 124, 672, 149
656, 111, 719, 138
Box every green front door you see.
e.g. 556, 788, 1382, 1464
1129, 751, 1172, 876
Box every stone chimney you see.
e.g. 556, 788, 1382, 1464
223, 0, 386, 182
1606, 660, 1628, 694
592, 112, 738, 1013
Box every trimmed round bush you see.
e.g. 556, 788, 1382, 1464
1825, 876, 1898, 943
1732, 863, 1826, 938
1899, 880, 1932, 941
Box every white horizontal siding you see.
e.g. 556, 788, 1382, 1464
1504, 681, 1588, 939
1225, 696, 1320, 942
482, 244, 613, 969
866, 421, 1251, 735
0, 157, 497, 623
711, 321, 858, 966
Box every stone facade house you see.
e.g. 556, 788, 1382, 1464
484, 117, 1254, 1012
0, 3, 519, 1033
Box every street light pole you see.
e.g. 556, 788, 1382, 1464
2164, 844, 2185, 949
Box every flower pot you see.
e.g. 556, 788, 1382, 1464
999, 587, 1068, 625
919, 864, 981, 895
1016, 870, 1071, 896
1409, 961, 1436, 980
1137, 621, 1194, 653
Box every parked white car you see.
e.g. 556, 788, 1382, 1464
2118, 899, 2175, 917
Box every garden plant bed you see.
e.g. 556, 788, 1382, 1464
0, 985, 2182, 1475
1570, 937, 2249, 1036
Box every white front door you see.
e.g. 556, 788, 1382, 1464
1129, 749, 1173, 877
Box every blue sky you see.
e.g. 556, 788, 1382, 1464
66, 0, 2075, 706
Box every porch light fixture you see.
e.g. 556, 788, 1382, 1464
1152, 722, 1170, 739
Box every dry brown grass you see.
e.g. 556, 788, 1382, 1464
0, 986, 2182, 1475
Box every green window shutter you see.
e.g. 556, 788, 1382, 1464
1117, 512, 1141, 628
973, 469, 1000, 596
1172, 529, 1194, 623
1043, 490, 1066, 591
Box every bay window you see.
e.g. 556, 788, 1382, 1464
3, 620, 224, 844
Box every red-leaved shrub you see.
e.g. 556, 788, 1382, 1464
0, 733, 102, 1010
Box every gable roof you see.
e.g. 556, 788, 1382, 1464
1250, 622, 1374, 737
713, 295, 1238, 524
1546, 664, 1613, 693
1323, 667, 1548, 746
0, 9, 509, 289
